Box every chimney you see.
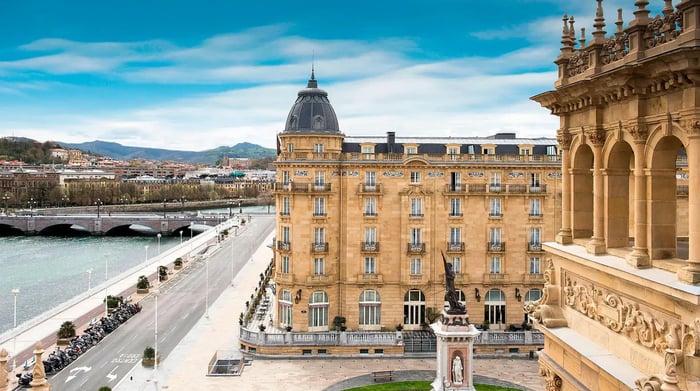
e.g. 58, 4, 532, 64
387, 132, 396, 153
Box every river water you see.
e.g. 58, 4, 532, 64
0, 206, 273, 334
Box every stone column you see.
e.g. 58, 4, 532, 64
628, 141, 650, 267
28, 342, 49, 390
0, 348, 8, 391
679, 132, 700, 284
556, 131, 572, 244
587, 133, 606, 254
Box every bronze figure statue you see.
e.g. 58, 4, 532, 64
442, 251, 466, 314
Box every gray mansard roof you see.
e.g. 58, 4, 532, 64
283, 71, 340, 134
342, 133, 557, 154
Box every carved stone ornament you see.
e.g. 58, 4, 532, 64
562, 272, 697, 358
539, 366, 562, 391
586, 129, 606, 146
627, 125, 649, 143
683, 120, 700, 136
524, 258, 567, 328
556, 130, 573, 149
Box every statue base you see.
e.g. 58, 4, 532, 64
430, 311, 480, 391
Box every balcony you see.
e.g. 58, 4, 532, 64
306, 274, 332, 286
276, 241, 291, 252
468, 184, 487, 193
359, 183, 382, 193
279, 211, 291, 217
311, 242, 329, 253
488, 213, 502, 219
357, 273, 384, 284
528, 184, 547, 193
275, 272, 293, 284
444, 184, 467, 193
407, 243, 426, 254
484, 273, 508, 283
489, 184, 502, 193
523, 273, 544, 284
449, 212, 463, 218
361, 242, 380, 252
363, 212, 378, 218
273, 182, 332, 193
409, 213, 424, 219
507, 184, 527, 194
487, 242, 506, 252
440, 273, 469, 284
446, 242, 465, 253
527, 242, 543, 252
528, 213, 543, 219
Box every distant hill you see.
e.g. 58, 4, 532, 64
59, 140, 276, 164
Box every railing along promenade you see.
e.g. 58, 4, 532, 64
239, 327, 543, 348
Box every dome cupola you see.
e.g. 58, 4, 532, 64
283, 70, 340, 134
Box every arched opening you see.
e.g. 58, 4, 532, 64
278, 289, 293, 328
649, 136, 685, 259
571, 144, 594, 240
605, 141, 634, 248
403, 289, 425, 327
359, 289, 381, 329
308, 290, 329, 331
484, 289, 506, 328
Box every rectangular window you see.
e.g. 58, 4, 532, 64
314, 257, 325, 275
450, 198, 461, 216
450, 172, 462, 190
287, 143, 294, 153
410, 228, 422, 245
410, 258, 422, 274
364, 257, 376, 274
314, 171, 325, 186
490, 198, 501, 216
410, 171, 421, 184
362, 146, 374, 154
530, 173, 541, 187
530, 257, 541, 274
314, 227, 325, 244
364, 198, 376, 216
530, 198, 541, 216
410, 198, 422, 216
364, 227, 377, 243
467, 145, 475, 154
490, 172, 501, 186
450, 227, 461, 244
489, 227, 501, 244
365, 171, 376, 187
406, 147, 417, 154
451, 257, 461, 274
282, 226, 290, 243
520, 148, 530, 155
546, 146, 557, 155
490, 256, 502, 274
448, 147, 459, 155
314, 144, 324, 153
281, 256, 290, 273
530, 227, 541, 244
282, 171, 290, 185
362, 146, 375, 160
313, 197, 325, 216
281, 197, 290, 215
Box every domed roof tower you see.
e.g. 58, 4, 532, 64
283, 69, 340, 134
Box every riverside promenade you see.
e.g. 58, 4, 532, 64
116, 232, 545, 391
0, 217, 238, 383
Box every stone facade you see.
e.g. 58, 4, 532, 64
272, 74, 561, 334
530, 1, 700, 389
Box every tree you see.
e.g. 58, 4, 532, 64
57, 321, 76, 339
137, 275, 149, 289
158, 265, 168, 281
143, 346, 155, 359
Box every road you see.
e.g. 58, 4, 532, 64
48, 215, 275, 390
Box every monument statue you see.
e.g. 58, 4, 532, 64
442, 251, 466, 314
452, 355, 464, 384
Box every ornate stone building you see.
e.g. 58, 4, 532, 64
530, 1, 700, 389
272, 71, 561, 333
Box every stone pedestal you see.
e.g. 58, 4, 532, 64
28, 342, 50, 390
430, 312, 480, 391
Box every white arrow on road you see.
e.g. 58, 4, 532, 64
65, 366, 92, 383
106, 366, 118, 382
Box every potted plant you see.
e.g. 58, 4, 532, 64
258, 324, 266, 332
136, 275, 150, 294
173, 257, 183, 270
57, 321, 75, 345
104, 295, 123, 312
333, 316, 347, 332
285, 325, 293, 332
158, 265, 168, 281
141, 346, 159, 367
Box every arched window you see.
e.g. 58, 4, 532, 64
308, 291, 329, 330
444, 289, 466, 310
359, 290, 381, 327
523, 289, 542, 324
484, 289, 506, 326
279, 289, 293, 327
403, 289, 425, 326
313, 115, 325, 130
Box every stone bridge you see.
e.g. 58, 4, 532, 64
0, 214, 226, 236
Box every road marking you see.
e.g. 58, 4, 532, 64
106, 366, 118, 382
65, 366, 91, 383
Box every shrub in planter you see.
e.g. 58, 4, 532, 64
158, 265, 168, 281
57, 321, 76, 343
136, 275, 150, 292
143, 346, 155, 359
333, 316, 347, 331
173, 258, 183, 269
142, 346, 159, 367
104, 295, 123, 310
285, 325, 293, 332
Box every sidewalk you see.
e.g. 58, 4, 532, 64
0, 218, 239, 383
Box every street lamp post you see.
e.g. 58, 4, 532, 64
231, 234, 235, 286
3, 193, 10, 214
238, 199, 242, 214
95, 198, 103, 218
28, 197, 37, 212
154, 288, 159, 373
120, 196, 127, 212
157, 233, 162, 255
61, 196, 69, 209
104, 252, 110, 282
179, 230, 183, 245
163, 199, 167, 218
205, 258, 209, 319
86, 269, 93, 291
11, 288, 19, 371
179, 196, 186, 214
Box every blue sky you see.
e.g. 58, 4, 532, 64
0, 0, 652, 150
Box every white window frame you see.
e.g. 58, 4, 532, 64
364, 257, 376, 274
314, 257, 325, 275
530, 198, 541, 216
410, 198, 422, 216
489, 256, 502, 274
364, 197, 376, 216
282, 226, 290, 243
410, 228, 422, 245
314, 227, 325, 244
489, 198, 501, 216
450, 227, 461, 244
279, 289, 293, 326
489, 227, 501, 244
364, 227, 377, 243
308, 291, 329, 329
365, 171, 376, 186
530, 257, 541, 274
451, 257, 461, 274
359, 290, 381, 326
282, 197, 290, 215
281, 256, 290, 273
410, 258, 422, 275
314, 197, 325, 216
450, 198, 461, 216
530, 227, 541, 244
314, 143, 324, 153
410, 171, 421, 184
